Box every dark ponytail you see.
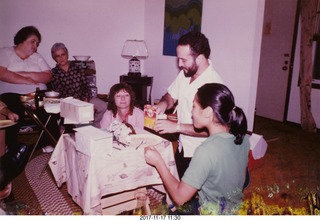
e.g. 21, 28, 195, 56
197, 83, 247, 145
230, 106, 247, 144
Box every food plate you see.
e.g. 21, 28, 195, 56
44, 98, 61, 104
0, 120, 17, 129
130, 134, 162, 149
45, 91, 60, 98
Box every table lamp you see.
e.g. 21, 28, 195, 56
121, 40, 148, 76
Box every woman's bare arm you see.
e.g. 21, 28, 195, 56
0, 66, 36, 84
144, 146, 197, 205
17, 70, 52, 83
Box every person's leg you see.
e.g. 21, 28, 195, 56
0, 114, 6, 157
0, 93, 25, 148
0, 110, 11, 200
0, 94, 29, 200
0, 142, 29, 190
89, 97, 107, 128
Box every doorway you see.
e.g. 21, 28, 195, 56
255, 0, 298, 122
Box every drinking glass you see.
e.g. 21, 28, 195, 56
133, 190, 148, 215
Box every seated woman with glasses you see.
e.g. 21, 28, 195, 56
50, 42, 107, 128
100, 83, 144, 130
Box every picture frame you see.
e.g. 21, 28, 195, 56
163, 0, 203, 56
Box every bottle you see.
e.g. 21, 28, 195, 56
34, 87, 44, 109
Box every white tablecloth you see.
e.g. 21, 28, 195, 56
49, 131, 178, 214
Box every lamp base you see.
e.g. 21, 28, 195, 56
128, 72, 141, 77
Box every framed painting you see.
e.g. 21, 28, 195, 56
163, 0, 203, 56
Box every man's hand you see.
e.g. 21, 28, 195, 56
154, 119, 178, 134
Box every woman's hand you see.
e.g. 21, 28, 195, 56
144, 146, 164, 167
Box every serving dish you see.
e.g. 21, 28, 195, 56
73, 55, 91, 61
0, 120, 17, 129
45, 91, 60, 98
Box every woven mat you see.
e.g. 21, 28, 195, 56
25, 153, 76, 215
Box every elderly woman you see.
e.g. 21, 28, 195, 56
100, 83, 144, 130
50, 42, 107, 128
0, 25, 52, 148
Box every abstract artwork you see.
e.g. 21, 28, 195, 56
163, 0, 203, 56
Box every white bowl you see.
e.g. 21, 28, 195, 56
73, 55, 91, 61
45, 91, 60, 98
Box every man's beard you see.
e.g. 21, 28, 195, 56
183, 64, 198, 78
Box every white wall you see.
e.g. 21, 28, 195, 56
0, 0, 265, 131
0, 0, 145, 94
287, 19, 320, 128
145, 0, 265, 131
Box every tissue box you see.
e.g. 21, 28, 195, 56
143, 105, 167, 129
248, 133, 268, 171
74, 126, 113, 157
60, 98, 94, 123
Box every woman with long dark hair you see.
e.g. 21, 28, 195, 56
145, 83, 250, 214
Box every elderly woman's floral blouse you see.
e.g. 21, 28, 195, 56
50, 61, 92, 101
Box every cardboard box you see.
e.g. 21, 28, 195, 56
143, 105, 167, 129
74, 126, 113, 157
248, 133, 268, 171
144, 105, 157, 129
60, 98, 94, 123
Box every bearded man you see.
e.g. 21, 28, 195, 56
154, 31, 225, 178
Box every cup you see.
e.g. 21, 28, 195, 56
133, 191, 148, 215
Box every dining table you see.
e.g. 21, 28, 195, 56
48, 128, 179, 215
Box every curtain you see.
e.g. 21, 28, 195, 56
299, 0, 318, 132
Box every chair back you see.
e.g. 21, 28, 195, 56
119, 75, 153, 109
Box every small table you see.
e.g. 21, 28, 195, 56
23, 99, 61, 160
49, 131, 178, 215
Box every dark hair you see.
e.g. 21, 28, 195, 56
14, 26, 41, 45
178, 31, 211, 59
107, 83, 136, 117
197, 83, 247, 144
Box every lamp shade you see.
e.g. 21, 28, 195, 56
121, 40, 148, 59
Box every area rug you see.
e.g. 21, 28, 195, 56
25, 153, 76, 215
